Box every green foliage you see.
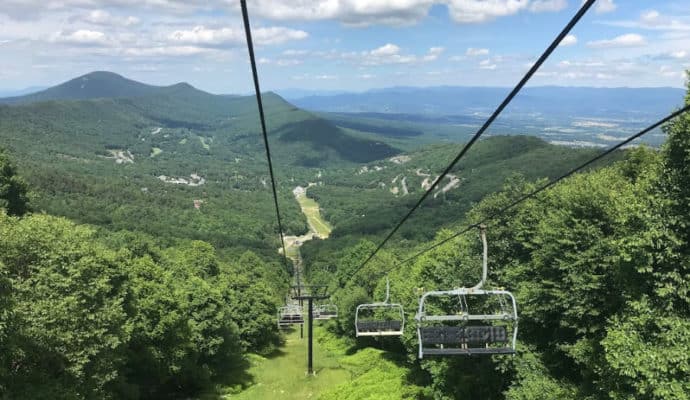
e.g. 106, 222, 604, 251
601, 298, 690, 400
660, 72, 690, 249
0, 148, 29, 216
0, 211, 288, 399
0, 213, 129, 399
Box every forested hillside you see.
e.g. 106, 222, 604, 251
0, 73, 397, 257
1, 151, 291, 398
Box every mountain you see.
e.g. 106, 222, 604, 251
0, 71, 402, 256
275, 88, 350, 100
0, 71, 208, 104
291, 86, 686, 118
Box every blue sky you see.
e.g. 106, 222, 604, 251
1, 0, 689, 93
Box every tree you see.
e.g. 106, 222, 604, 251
0, 149, 29, 216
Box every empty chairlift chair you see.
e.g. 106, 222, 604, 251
415, 226, 518, 357
277, 304, 304, 329
355, 278, 405, 337
313, 303, 338, 320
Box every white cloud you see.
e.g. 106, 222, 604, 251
479, 58, 497, 70
50, 29, 110, 46
168, 25, 308, 47
671, 51, 688, 59
338, 43, 444, 66
423, 46, 445, 61
446, 0, 529, 23
560, 34, 577, 46
599, 10, 690, 32
76, 10, 140, 26
587, 33, 646, 49
529, 0, 567, 13
282, 49, 309, 56
595, 0, 616, 14
122, 46, 212, 57
466, 47, 489, 56
659, 65, 684, 79
371, 43, 400, 57
253, 0, 435, 27
251, 0, 560, 26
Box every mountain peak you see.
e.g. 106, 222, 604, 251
0, 71, 208, 104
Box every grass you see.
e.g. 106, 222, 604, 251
150, 147, 163, 157
295, 193, 332, 238
207, 326, 350, 400
203, 326, 426, 400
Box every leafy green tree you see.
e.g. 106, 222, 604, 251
0, 213, 129, 399
0, 149, 29, 216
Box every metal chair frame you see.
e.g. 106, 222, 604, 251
415, 226, 518, 357
313, 303, 338, 320
277, 304, 304, 328
355, 278, 405, 337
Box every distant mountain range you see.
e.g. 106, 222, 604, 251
290, 86, 686, 120
0, 71, 398, 165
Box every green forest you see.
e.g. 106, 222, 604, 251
0, 71, 689, 399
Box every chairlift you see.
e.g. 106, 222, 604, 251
313, 303, 338, 320
277, 304, 304, 329
415, 226, 518, 357
355, 278, 405, 337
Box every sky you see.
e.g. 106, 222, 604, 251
1, 0, 689, 94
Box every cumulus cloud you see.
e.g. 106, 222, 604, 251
2, 0, 573, 27
560, 34, 577, 46
50, 29, 110, 46
122, 45, 212, 57
466, 47, 489, 56
446, 0, 530, 23
74, 10, 140, 26
370, 43, 401, 57
423, 46, 445, 61
253, 0, 435, 27
168, 25, 308, 47
251, 0, 562, 26
529, 0, 567, 13
587, 33, 646, 48
479, 58, 497, 70
595, 0, 616, 14
342, 43, 444, 66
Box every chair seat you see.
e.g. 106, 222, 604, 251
422, 347, 515, 356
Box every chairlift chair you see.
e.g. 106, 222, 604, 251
277, 304, 304, 329
415, 226, 518, 357
355, 278, 405, 337
313, 303, 338, 320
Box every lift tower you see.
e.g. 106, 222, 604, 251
291, 285, 329, 375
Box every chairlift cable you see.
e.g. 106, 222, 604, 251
389, 103, 690, 271
347, 0, 598, 281
240, 0, 291, 271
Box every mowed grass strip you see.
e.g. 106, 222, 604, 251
296, 194, 332, 238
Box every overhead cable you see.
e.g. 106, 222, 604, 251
387, 103, 690, 272
241, 0, 291, 270
348, 0, 599, 280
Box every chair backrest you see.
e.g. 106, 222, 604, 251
415, 288, 518, 358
